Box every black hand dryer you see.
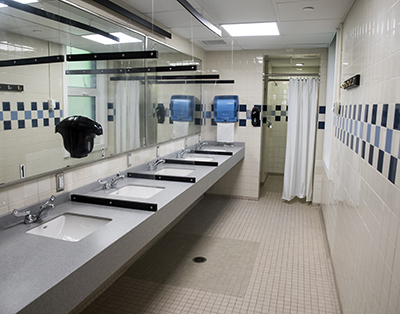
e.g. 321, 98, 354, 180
55, 116, 103, 158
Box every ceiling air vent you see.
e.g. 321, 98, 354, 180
200, 39, 227, 46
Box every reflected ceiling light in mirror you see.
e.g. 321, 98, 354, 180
0, 0, 37, 8
222, 22, 279, 37
82, 32, 141, 45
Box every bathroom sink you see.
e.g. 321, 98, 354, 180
26, 213, 111, 242
109, 184, 164, 199
184, 156, 214, 162
155, 168, 194, 176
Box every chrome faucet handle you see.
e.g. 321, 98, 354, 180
98, 178, 110, 189
13, 208, 30, 217
40, 195, 55, 209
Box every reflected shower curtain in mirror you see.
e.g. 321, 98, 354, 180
115, 81, 140, 154
282, 78, 318, 202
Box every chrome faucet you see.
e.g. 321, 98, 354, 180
196, 141, 208, 150
13, 195, 56, 224
146, 158, 166, 171
98, 171, 125, 190
175, 148, 191, 158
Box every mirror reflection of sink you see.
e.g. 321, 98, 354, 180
201, 148, 226, 152
109, 184, 164, 199
26, 213, 111, 242
155, 168, 194, 176
184, 156, 214, 162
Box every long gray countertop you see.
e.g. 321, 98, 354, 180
0, 143, 244, 314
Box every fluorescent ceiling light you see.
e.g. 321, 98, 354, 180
82, 32, 141, 45
295, 63, 304, 66
0, 0, 37, 8
222, 22, 279, 37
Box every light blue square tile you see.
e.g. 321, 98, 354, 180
24, 111, 31, 120
360, 122, 364, 140
385, 129, 392, 154
0, 111, 2, 121
354, 121, 358, 136
374, 126, 380, 147
366, 124, 371, 143
38, 110, 43, 119
11, 111, 17, 120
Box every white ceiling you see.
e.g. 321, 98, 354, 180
120, 0, 355, 51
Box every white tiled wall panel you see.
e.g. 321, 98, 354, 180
321, 0, 400, 313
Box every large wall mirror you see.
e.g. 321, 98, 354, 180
0, 0, 201, 186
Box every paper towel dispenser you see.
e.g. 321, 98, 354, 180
213, 95, 239, 122
170, 95, 195, 122
55, 116, 103, 158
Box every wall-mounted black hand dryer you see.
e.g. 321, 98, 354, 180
55, 116, 103, 158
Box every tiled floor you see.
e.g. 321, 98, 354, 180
80, 174, 341, 314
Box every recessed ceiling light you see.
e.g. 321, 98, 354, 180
302, 7, 314, 11
295, 63, 304, 66
0, 0, 37, 8
222, 22, 279, 37
82, 32, 141, 45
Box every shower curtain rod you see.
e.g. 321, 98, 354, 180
264, 73, 320, 77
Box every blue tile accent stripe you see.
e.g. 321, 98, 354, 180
335, 102, 399, 185
0, 101, 62, 130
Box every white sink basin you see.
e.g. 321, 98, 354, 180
184, 156, 214, 162
155, 168, 194, 176
26, 213, 111, 242
109, 184, 164, 199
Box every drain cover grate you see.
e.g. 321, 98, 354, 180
192, 256, 207, 263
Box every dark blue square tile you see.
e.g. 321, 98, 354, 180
286, 116, 288, 122
55, 117, 60, 125
263, 105, 267, 111
55, 102, 60, 110
108, 115, 114, 122
169, 117, 173, 124
195, 118, 202, 125
346, 132, 349, 146
255, 105, 261, 110
43, 102, 49, 110
275, 116, 281, 122
351, 135, 354, 150
211, 104, 214, 112
239, 119, 246, 127
107, 103, 114, 109
2, 102, 10, 111
364, 104, 369, 122
358, 104, 362, 121
394, 103, 400, 130
368, 144, 374, 165
319, 106, 326, 114
318, 121, 325, 129
31, 102, 37, 110
18, 120, 25, 129
355, 137, 360, 154
361, 141, 366, 159
377, 149, 384, 173
276, 105, 281, 111
348, 105, 352, 118
353, 105, 356, 119
263, 117, 267, 124
195, 104, 203, 112
388, 156, 397, 184
211, 118, 217, 126
3, 120, 11, 130
31, 119, 38, 128
381, 104, 388, 127
17, 102, 24, 111
371, 104, 377, 124
239, 105, 247, 112
43, 118, 49, 126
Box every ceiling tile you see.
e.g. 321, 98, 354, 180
278, 19, 343, 35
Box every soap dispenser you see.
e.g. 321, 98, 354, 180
55, 116, 103, 158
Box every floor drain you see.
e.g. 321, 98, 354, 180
192, 256, 207, 263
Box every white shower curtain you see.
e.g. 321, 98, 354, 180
115, 81, 140, 154
282, 78, 318, 202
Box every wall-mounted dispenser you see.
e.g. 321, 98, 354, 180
155, 103, 165, 123
170, 95, 195, 122
55, 116, 103, 158
251, 106, 261, 126
213, 95, 239, 122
